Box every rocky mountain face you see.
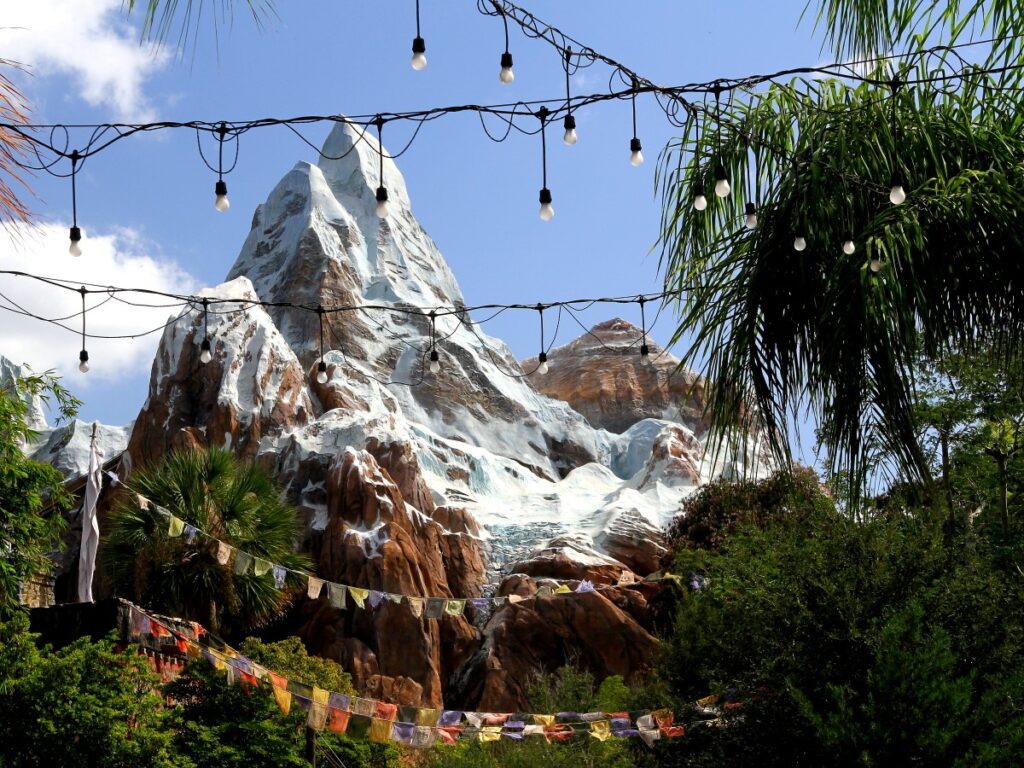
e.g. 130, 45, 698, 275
36, 122, 764, 710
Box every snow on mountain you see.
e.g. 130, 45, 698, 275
127, 120, 767, 577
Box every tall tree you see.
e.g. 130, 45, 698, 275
0, 370, 79, 613
104, 447, 308, 635
657, 2, 1024, 498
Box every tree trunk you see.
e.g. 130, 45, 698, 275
940, 429, 955, 526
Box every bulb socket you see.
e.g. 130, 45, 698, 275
215, 179, 228, 197
714, 163, 728, 182
630, 137, 642, 153
429, 349, 439, 363
200, 338, 211, 353
563, 114, 576, 131
640, 343, 650, 358
412, 36, 426, 54
376, 186, 389, 203
500, 51, 513, 68
890, 171, 905, 188
79, 349, 89, 363
317, 360, 327, 374
539, 187, 552, 204
538, 351, 548, 364
69, 226, 82, 243
745, 202, 756, 216
694, 181, 705, 196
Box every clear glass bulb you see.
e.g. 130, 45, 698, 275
78, 359, 90, 373
714, 178, 731, 198
200, 348, 212, 364
563, 127, 577, 145
376, 199, 390, 218
793, 236, 807, 252
539, 202, 554, 221
411, 52, 427, 71
214, 194, 230, 212
889, 185, 906, 205
537, 360, 549, 375
429, 358, 440, 373
316, 369, 328, 384
630, 149, 644, 167
69, 241, 82, 257
869, 257, 882, 273
500, 66, 514, 84
693, 194, 707, 212
745, 213, 757, 230
842, 239, 856, 255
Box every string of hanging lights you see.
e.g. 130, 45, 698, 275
1, 28, 1018, 256
0, 268, 686, 381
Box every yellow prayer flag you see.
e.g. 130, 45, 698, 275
532, 714, 555, 726
254, 558, 272, 576
590, 720, 612, 741
444, 599, 466, 617
273, 687, 292, 716
415, 708, 439, 727
479, 726, 502, 742
167, 515, 185, 538
313, 686, 330, 706
369, 717, 392, 743
349, 587, 369, 608
555, 584, 572, 594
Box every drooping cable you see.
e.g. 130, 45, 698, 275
199, 298, 212, 364
888, 77, 906, 206
214, 123, 230, 212
498, 3, 514, 83
411, 0, 427, 70
537, 106, 553, 221
68, 151, 82, 256
562, 47, 577, 145
375, 116, 390, 219
315, 305, 329, 383
629, 77, 643, 166
78, 286, 89, 372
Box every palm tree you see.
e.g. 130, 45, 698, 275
104, 447, 308, 635
657, 2, 1024, 500
124, 1, 276, 49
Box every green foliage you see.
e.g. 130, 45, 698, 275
662, 475, 1024, 766
0, 614, 189, 768
104, 447, 309, 635
239, 635, 354, 695
667, 467, 832, 552
0, 370, 78, 614
165, 661, 309, 768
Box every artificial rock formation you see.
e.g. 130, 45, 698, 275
109, 121, 764, 710
522, 318, 708, 434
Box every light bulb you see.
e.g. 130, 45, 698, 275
889, 185, 906, 205
744, 202, 757, 230
869, 257, 882, 272
693, 182, 707, 211
411, 37, 427, 70
375, 186, 389, 219
499, 52, 514, 84
714, 165, 730, 198
538, 188, 554, 221
793, 236, 807, 251
199, 338, 212, 364
214, 180, 230, 212
69, 226, 82, 256
316, 360, 328, 384
640, 343, 650, 361
629, 137, 644, 167
842, 238, 856, 255
78, 350, 90, 373
563, 114, 577, 145
537, 352, 549, 375
429, 349, 440, 373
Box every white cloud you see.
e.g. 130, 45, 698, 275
2, 0, 169, 121
0, 223, 196, 386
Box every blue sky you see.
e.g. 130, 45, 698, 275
1, 0, 824, 430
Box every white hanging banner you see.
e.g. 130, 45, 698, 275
77, 426, 102, 602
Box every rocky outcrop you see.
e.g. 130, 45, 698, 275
454, 576, 663, 712
523, 318, 708, 435
299, 448, 483, 707
127, 279, 314, 467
